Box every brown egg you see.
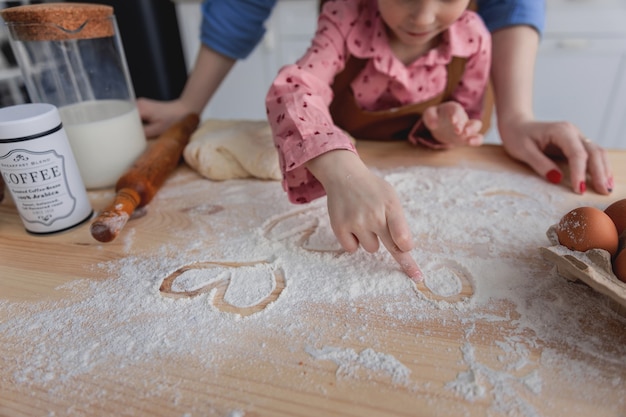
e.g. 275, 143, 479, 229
612, 249, 626, 283
555, 206, 619, 256
604, 198, 626, 237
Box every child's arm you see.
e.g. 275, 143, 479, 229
306, 150, 422, 282
267, 1, 422, 280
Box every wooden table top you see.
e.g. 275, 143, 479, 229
1, 141, 625, 417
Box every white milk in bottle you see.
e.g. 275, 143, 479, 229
60, 100, 146, 189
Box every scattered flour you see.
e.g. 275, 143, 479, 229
1, 165, 625, 417
423, 263, 463, 297
305, 345, 411, 385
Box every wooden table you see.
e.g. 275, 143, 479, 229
1, 142, 625, 417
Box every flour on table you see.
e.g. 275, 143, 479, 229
222, 263, 277, 308
169, 263, 277, 308
1, 164, 625, 417
303, 215, 343, 252
305, 345, 411, 385
262, 204, 343, 253
171, 267, 230, 293
447, 341, 543, 414
423, 262, 464, 297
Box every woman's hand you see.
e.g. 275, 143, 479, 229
137, 98, 194, 139
306, 150, 423, 281
488, 26, 613, 195
498, 117, 613, 195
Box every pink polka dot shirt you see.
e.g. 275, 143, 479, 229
265, 0, 491, 204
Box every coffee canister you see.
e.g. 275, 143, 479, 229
0, 103, 93, 234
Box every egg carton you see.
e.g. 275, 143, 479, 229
540, 224, 626, 318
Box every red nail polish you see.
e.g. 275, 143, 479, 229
546, 169, 562, 184
579, 181, 586, 194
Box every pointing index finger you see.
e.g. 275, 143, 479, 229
381, 235, 423, 282
395, 251, 423, 282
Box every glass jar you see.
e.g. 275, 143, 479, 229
1, 3, 147, 189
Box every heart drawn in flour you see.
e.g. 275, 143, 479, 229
159, 260, 285, 317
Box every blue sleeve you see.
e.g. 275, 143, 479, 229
475, 0, 545, 36
200, 0, 278, 60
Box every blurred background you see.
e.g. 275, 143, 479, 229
0, 0, 187, 105
1, 0, 626, 149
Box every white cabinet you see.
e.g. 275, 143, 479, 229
177, 0, 626, 149
533, 39, 626, 149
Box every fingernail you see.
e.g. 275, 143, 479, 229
607, 176, 614, 192
407, 267, 423, 282
579, 181, 586, 194
546, 169, 562, 184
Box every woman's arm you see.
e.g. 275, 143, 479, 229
490, 25, 537, 130
138, 45, 235, 138
478, 1, 613, 195
138, 0, 277, 138
199, 0, 277, 60
476, 0, 542, 124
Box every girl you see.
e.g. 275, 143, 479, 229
266, 0, 491, 280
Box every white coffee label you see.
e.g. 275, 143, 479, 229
0, 104, 92, 234
1, 148, 78, 227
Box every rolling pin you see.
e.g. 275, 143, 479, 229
90, 113, 200, 242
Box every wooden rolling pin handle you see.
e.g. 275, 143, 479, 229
116, 113, 200, 206
89, 113, 199, 243
90, 188, 141, 243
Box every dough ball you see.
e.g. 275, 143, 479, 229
183, 119, 282, 181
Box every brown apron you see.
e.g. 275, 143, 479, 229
320, 0, 493, 141
329, 56, 492, 140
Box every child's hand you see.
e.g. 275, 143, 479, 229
306, 150, 422, 282
422, 102, 483, 147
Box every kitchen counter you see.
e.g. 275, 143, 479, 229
1, 141, 625, 417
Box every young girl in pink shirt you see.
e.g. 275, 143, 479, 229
266, 0, 491, 281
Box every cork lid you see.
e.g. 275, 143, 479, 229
0, 3, 114, 41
